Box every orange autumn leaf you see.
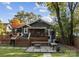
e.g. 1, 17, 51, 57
10, 18, 24, 28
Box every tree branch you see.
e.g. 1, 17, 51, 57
72, 2, 78, 12
68, 2, 73, 11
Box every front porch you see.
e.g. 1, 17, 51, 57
28, 27, 55, 46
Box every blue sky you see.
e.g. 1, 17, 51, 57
0, 2, 51, 23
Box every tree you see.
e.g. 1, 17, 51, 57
68, 2, 78, 45
45, 2, 66, 43
73, 7, 79, 31
14, 11, 39, 24
38, 2, 78, 45
51, 7, 70, 44
0, 20, 6, 35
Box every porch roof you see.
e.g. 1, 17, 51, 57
28, 27, 47, 29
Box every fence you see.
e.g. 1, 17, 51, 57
0, 35, 31, 47
74, 37, 79, 49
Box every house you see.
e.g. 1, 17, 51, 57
8, 19, 31, 46
4, 23, 12, 33
11, 23, 29, 36
28, 18, 54, 45
10, 18, 31, 37
29, 18, 53, 36
0, 18, 56, 47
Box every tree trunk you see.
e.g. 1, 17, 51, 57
69, 11, 74, 46
56, 9, 65, 44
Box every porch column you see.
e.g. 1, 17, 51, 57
48, 29, 51, 43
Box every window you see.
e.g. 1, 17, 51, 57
24, 28, 28, 34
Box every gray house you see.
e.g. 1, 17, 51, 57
28, 18, 52, 36
27, 18, 55, 45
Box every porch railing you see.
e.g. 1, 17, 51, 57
27, 33, 31, 40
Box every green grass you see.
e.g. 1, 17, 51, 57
51, 46, 78, 57
0, 47, 43, 57
0, 45, 79, 57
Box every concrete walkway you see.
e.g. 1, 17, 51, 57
43, 53, 52, 57
26, 46, 56, 53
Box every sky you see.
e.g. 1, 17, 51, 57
0, 2, 51, 23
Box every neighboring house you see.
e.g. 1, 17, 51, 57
4, 23, 12, 33
11, 23, 30, 37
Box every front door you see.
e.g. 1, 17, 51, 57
50, 31, 55, 42
48, 29, 55, 43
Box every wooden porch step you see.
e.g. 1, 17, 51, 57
30, 36, 48, 46
32, 41, 48, 44
30, 37, 48, 41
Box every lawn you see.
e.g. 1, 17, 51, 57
51, 46, 79, 57
0, 45, 79, 57
0, 47, 43, 57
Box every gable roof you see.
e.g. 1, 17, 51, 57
11, 23, 30, 29
29, 18, 52, 26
